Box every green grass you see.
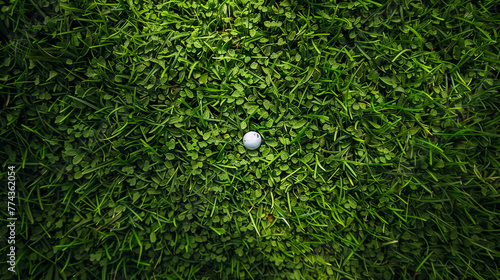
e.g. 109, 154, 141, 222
1, 0, 500, 279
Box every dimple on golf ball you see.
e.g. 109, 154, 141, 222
243, 131, 262, 150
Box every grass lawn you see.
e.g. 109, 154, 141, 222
1, 0, 500, 279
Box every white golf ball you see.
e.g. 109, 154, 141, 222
243, 131, 262, 150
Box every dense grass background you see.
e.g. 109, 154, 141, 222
1, 0, 499, 279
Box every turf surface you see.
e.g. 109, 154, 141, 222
0, 0, 499, 279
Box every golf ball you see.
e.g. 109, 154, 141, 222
243, 131, 262, 150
